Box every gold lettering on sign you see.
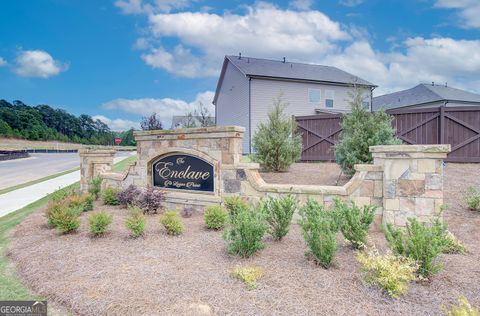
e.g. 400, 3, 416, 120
155, 161, 211, 180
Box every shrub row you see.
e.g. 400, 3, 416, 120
103, 185, 166, 214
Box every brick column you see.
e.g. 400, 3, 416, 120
79, 149, 115, 192
370, 145, 450, 227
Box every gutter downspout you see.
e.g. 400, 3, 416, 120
249, 77, 252, 154
370, 86, 375, 112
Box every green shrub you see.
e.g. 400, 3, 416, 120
223, 196, 249, 218
357, 246, 417, 298
223, 206, 267, 258
159, 211, 184, 235
51, 186, 77, 202
125, 206, 146, 238
102, 187, 120, 205
204, 205, 228, 230
335, 88, 400, 175
230, 265, 264, 290
442, 296, 480, 316
383, 217, 448, 278
64, 193, 94, 212
252, 95, 302, 172
442, 231, 467, 254
464, 187, 480, 211
262, 195, 297, 240
334, 198, 375, 249
298, 199, 339, 268
54, 206, 82, 234
88, 176, 103, 200
88, 211, 113, 236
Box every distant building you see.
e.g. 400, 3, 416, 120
373, 83, 480, 111
213, 55, 376, 153
170, 115, 215, 129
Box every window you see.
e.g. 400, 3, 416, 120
362, 101, 370, 109
325, 90, 334, 108
308, 89, 321, 103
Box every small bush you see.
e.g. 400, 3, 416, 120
442, 296, 480, 316
102, 187, 120, 205
252, 95, 302, 172
204, 205, 228, 230
230, 265, 264, 290
88, 176, 103, 200
262, 195, 297, 240
45, 200, 66, 227
65, 193, 94, 212
223, 196, 249, 218
116, 184, 141, 207
334, 198, 375, 249
125, 206, 146, 238
223, 206, 267, 258
159, 211, 184, 235
357, 246, 417, 298
181, 206, 195, 218
54, 206, 82, 234
298, 199, 339, 268
442, 231, 467, 254
383, 217, 448, 278
51, 186, 77, 202
137, 187, 166, 214
464, 187, 480, 211
88, 211, 113, 236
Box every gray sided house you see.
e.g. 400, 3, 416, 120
373, 83, 480, 111
213, 55, 377, 153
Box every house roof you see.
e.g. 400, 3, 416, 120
372, 84, 480, 111
213, 55, 376, 104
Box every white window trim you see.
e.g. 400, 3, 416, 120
325, 90, 334, 108
308, 88, 321, 104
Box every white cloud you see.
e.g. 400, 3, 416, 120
339, 0, 363, 7
142, 2, 350, 77
0, 57, 6, 67
115, 0, 193, 14
14, 50, 68, 78
102, 91, 214, 127
93, 115, 141, 131
289, 0, 313, 11
434, 0, 480, 28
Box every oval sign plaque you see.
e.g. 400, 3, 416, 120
152, 154, 214, 192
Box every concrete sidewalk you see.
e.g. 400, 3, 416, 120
0, 156, 129, 218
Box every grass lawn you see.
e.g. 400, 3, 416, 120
112, 155, 136, 172
0, 157, 133, 302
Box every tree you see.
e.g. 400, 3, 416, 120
182, 112, 197, 128
194, 102, 214, 127
335, 87, 400, 176
252, 95, 302, 172
140, 112, 163, 131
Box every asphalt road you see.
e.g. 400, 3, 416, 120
0, 152, 130, 191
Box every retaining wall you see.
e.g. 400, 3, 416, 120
79, 126, 450, 227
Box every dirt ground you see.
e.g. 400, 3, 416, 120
260, 162, 350, 186
7, 163, 480, 315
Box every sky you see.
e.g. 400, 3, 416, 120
1, 0, 479, 131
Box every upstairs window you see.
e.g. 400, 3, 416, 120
325, 90, 334, 108
308, 89, 321, 104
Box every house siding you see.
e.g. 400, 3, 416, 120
215, 61, 250, 153
249, 78, 367, 152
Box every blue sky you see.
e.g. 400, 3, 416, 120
1, 0, 479, 130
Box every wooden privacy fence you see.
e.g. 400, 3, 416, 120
296, 106, 480, 163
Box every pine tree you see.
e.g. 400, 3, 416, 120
252, 95, 302, 172
335, 88, 400, 175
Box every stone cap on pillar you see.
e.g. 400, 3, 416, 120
134, 126, 245, 141
370, 144, 451, 159
78, 149, 116, 157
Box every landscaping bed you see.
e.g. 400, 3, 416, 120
6, 163, 480, 315
259, 162, 350, 186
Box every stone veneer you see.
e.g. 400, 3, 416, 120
79, 149, 115, 192
79, 126, 450, 228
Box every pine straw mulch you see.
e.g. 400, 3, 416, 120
6, 163, 480, 316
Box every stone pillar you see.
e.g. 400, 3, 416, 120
370, 144, 450, 227
79, 149, 116, 192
